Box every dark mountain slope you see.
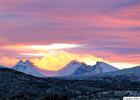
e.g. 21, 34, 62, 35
0, 68, 67, 100
0, 68, 140, 100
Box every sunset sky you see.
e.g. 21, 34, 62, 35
0, 0, 139, 70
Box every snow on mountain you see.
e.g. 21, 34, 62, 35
71, 61, 119, 76
93, 62, 119, 74
12, 60, 45, 77
58, 60, 89, 76
24, 60, 34, 67
15, 60, 25, 66
71, 63, 92, 76
39, 60, 95, 77
13, 60, 25, 71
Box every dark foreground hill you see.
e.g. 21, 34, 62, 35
0, 68, 140, 100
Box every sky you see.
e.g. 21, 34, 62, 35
0, 0, 140, 70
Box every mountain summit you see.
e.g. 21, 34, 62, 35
58, 60, 89, 76
71, 61, 119, 76
93, 61, 119, 74
12, 60, 45, 77
15, 60, 24, 66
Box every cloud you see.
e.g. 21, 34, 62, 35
3, 43, 82, 51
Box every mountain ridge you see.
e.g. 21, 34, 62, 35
12, 60, 45, 77
71, 61, 119, 76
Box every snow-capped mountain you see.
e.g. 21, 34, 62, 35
93, 62, 119, 73
15, 60, 25, 66
12, 60, 45, 77
24, 60, 34, 67
58, 60, 89, 76
35, 60, 89, 77
71, 63, 92, 76
71, 61, 119, 76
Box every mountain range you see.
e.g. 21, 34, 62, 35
0, 64, 140, 99
10, 60, 120, 77
0, 59, 140, 80
43, 60, 120, 77
0, 60, 140, 99
71, 61, 119, 76
12, 60, 45, 77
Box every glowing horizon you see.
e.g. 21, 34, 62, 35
0, 50, 139, 71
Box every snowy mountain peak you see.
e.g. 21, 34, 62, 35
70, 61, 91, 76
66, 60, 86, 70
69, 60, 82, 65
96, 61, 105, 65
96, 61, 112, 66
24, 60, 33, 67
24, 59, 31, 64
16, 60, 24, 66
58, 60, 88, 76
13, 60, 45, 77
93, 61, 119, 74
71, 61, 119, 76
